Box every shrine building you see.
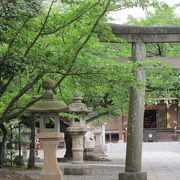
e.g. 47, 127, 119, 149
105, 98, 180, 142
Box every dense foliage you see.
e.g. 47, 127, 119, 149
0, 0, 161, 126
126, 4, 180, 101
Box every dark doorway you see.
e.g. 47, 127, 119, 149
144, 110, 156, 128
111, 133, 119, 142
105, 134, 110, 142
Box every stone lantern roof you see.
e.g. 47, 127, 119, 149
27, 78, 68, 113
69, 91, 91, 114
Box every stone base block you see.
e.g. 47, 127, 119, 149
93, 147, 107, 158
40, 173, 64, 180
84, 148, 94, 156
119, 172, 147, 180
64, 164, 91, 175
72, 160, 84, 164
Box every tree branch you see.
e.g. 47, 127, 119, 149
1, 74, 43, 122
6, 19, 29, 55
0, 76, 14, 97
39, 0, 100, 36
75, 0, 111, 56
146, 85, 180, 92
4, 96, 43, 122
24, 0, 55, 57
86, 111, 109, 123
53, 0, 111, 91
0, 0, 111, 125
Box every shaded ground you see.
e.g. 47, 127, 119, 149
1, 142, 180, 180
0, 168, 33, 180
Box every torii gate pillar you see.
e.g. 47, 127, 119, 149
119, 41, 147, 180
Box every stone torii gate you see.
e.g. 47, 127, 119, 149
107, 24, 180, 180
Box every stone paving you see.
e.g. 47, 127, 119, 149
142, 152, 180, 180
15, 142, 180, 180
107, 142, 180, 180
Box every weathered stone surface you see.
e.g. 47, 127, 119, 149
84, 148, 94, 156
64, 164, 91, 175
92, 127, 107, 158
94, 132, 101, 148
68, 91, 89, 164
26, 78, 67, 180
106, 24, 180, 42
69, 91, 90, 113
93, 147, 107, 158
21, 128, 30, 160
66, 92, 92, 175
69, 91, 91, 128
67, 127, 86, 164
38, 133, 64, 180
40, 174, 63, 180
27, 100, 68, 112
125, 42, 146, 172
85, 129, 95, 149
27, 79, 68, 113
109, 24, 180, 34
119, 172, 147, 180
36, 132, 64, 139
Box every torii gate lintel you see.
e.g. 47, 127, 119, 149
108, 23, 180, 43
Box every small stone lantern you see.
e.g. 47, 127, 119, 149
21, 127, 30, 161
64, 91, 91, 175
27, 79, 68, 180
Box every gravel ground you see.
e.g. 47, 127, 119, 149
2, 142, 180, 180
0, 169, 33, 180
14, 161, 125, 180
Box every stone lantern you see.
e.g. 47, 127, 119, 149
21, 127, 30, 161
27, 79, 68, 180
64, 91, 91, 175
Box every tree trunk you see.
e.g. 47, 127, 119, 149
64, 131, 72, 158
0, 123, 9, 168
60, 121, 72, 158
28, 114, 36, 168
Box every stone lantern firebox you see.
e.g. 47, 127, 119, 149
27, 79, 68, 180
64, 91, 91, 175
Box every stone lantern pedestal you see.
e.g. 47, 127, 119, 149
93, 129, 107, 158
37, 132, 64, 180
64, 127, 91, 175
94, 131, 101, 148
68, 127, 86, 164
84, 128, 95, 157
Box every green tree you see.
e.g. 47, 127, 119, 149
0, 0, 162, 125
0, 0, 164, 167
126, 4, 180, 100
